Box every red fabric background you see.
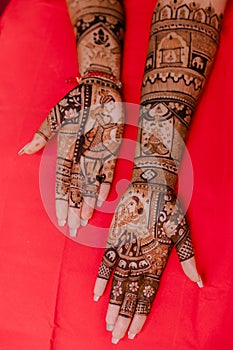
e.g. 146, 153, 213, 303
1, 0, 233, 349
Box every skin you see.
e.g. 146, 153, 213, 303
18, 0, 228, 345
93, 0, 228, 344
19, 0, 124, 237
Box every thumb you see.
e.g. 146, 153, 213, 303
18, 104, 62, 155
180, 256, 204, 288
176, 228, 203, 288
18, 132, 47, 155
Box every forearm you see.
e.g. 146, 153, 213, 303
66, 0, 124, 80
133, 0, 227, 190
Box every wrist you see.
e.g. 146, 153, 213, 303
65, 66, 122, 91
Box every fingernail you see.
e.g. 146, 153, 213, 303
18, 149, 24, 155
93, 295, 100, 302
112, 337, 119, 345
97, 200, 103, 207
69, 228, 77, 237
128, 332, 136, 340
81, 219, 88, 227
106, 324, 114, 331
58, 219, 66, 227
197, 279, 204, 288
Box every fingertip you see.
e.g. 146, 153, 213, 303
58, 219, 66, 227
67, 207, 81, 234
93, 295, 100, 302
81, 197, 96, 221
128, 314, 147, 338
112, 337, 120, 345
18, 149, 24, 156
69, 228, 78, 237
197, 278, 204, 288
106, 324, 114, 331
81, 219, 88, 227
96, 200, 103, 208
180, 257, 201, 283
94, 277, 108, 299
128, 332, 136, 340
98, 183, 111, 204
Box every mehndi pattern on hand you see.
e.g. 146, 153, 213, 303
94, 0, 223, 343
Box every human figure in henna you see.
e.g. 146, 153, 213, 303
93, 0, 228, 344
19, 0, 125, 237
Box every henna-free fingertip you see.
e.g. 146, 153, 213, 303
197, 279, 204, 288
128, 332, 136, 340
106, 324, 114, 331
18, 149, 24, 155
69, 228, 77, 237
112, 338, 119, 345
81, 219, 88, 227
58, 219, 66, 227
97, 200, 103, 207
93, 295, 100, 302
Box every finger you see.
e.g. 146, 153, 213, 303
56, 153, 73, 228
110, 275, 140, 343
18, 133, 47, 155
19, 104, 63, 155
56, 199, 69, 227
97, 183, 111, 207
106, 276, 127, 331
105, 304, 120, 331
181, 257, 203, 288
175, 228, 203, 287
128, 275, 160, 339
128, 314, 147, 340
59, 135, 82, 235
94, 277, 108, 301
77, 155, 99, 221
67, 207, 81, 237
81, 196, 96, 222
112, 316, 131, 344
68, 184, 83, 236
93, 247, 119, 299
96, 158, 117, 207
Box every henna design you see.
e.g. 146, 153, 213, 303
97, 0, 223, 320
66, 0, 124, 79
48, 82, 124, 209
37, 80, 123, 211
98, 183, 192, 316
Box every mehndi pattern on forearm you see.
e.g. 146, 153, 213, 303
67, 0, 124, 79
134, 1, 222, 189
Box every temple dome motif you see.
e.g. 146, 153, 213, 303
157, 32, 189, 67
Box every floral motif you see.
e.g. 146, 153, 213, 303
113, 282, 123, 297
164, 202, 175, 214
64, 108, 79, 119
129, 281, 139, 293
143, 285, 155, 298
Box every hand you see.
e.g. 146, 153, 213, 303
94, 183, 202, 343
19, 80, 124, 236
